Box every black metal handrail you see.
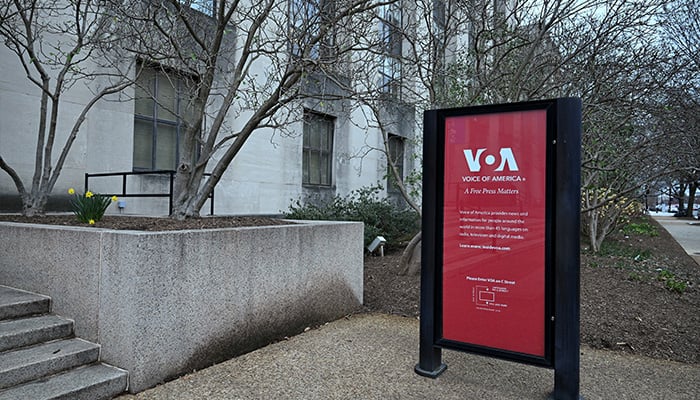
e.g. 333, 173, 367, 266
84, 170, 214, 215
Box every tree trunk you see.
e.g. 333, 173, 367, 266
399, 231, 422, 276
684, 182, 698, 220
587, 209, 600, 252
170, 185, 202, 220
676, 183, 687, 215
22, 194, 49, 217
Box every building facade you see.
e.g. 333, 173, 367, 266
0, 0, 423, 216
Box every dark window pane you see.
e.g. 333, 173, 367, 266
320, 153, 329, 185
320, 123, 329, 150
157, 75, 178, 122
135, 69, 155, 117
387, 135, 405, 193
303, 127, 310, 147
133, 119, 154, 169
155, 123, 177, 170
309, 151, 321, 184
302, 151, 310, 183
310, 122, 321, 148
302, 111, 334, 186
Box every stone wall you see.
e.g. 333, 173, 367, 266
0, 220, 363, 392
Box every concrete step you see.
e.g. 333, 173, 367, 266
0, 285, 127, 398
0, 315, 74, 352
0, 363, 128, 400
0, 338, 99, 390
0, 285, 50, 320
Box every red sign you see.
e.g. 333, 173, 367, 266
442, 110, 547, 357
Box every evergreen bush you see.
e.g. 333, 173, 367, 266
284, 185, 420, 250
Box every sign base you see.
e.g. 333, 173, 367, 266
548, 393, 584, 400
414, 363, 447, 379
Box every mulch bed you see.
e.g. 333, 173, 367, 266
364, 216, 700, 364
2, 213, 698, 364
0, 214, 292, 230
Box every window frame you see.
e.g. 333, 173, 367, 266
179, 0, 216, 17
133, 64, 201, 172
377, 1, 403, 97
289, 0, 337, 60
302, 111, 335, 187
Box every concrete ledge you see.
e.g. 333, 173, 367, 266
0, 220, 363, 392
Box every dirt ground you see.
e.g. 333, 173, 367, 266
0, 214, 291, 230
364, 216, 700, 365
2, 213, 698, 364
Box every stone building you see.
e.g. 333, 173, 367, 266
0, 0, 429, 216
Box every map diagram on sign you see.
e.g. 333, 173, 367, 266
468, 276, 513, 312
475, 285, 495, 305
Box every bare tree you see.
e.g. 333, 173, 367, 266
658, 0, 700, 219
442, 0, 679, 252
0, 0, 135, 216
320, 0, 451, 275
663, 0, 700, 71
653, 90, 700, 218
357, 0, 680, 264
572, 9, 676, 250
110, 0, 381, 219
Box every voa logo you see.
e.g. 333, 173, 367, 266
463, 148, 519, 172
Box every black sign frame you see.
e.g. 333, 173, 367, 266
415, 98, 582, 400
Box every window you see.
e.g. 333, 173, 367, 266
133, 65, 200, 171
379, 3, 402, 55
433, 0, 447, 56
289, 0, 336, 60
432, 0, 448, 94
302, 111, 334, 186
387, 134, 405, 193
378, 2, 403, 97
379, 56, 402, 97
433, 0, 446, 36
179, 0, 216, 16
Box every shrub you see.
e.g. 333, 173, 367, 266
284, 185, 420, 249
581, 187, 644, 252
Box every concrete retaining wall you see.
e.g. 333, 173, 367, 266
0, 220, 363, 392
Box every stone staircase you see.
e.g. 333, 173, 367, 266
0, 285, 128, 399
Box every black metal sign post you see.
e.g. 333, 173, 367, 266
415, 98, 582, 400
415, 108, 448, 378
550, 98, 582, 400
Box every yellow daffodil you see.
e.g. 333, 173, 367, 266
89, 219, 95, 225
85, 191, 93, 198
111, 196, 118, 202
68, 188, 75, 195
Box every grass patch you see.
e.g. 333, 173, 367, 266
657, 269, 688, 294
628, 271, 649, 282
633, 249, 652, 261
598, 241, 643, 259
622, 221, 659, 237
596, 238, 652, 263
